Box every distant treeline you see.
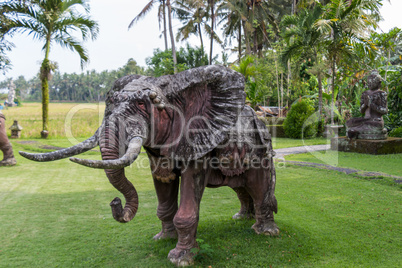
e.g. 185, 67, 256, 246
0, 58, 144, 102
1, 44, 209, 102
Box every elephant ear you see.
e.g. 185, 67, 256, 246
156, 65, 246, 161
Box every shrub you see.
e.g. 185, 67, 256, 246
283, 99, 318, 139
389, 126, 402, 138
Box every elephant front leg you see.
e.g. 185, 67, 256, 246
153, 176, 179, 240
168, 162, 207, 266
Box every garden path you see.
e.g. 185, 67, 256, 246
274, 144, 330, 159
274, 145, 402, 183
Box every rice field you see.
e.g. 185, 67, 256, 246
1, 102, 105, 139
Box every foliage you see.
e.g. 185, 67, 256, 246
384, 68, 402, 132
283, 98, 318, 139
389, 126, 402, 138
0, 1, 33, 73
146, 44, 208, 77
232, 55, 256, 80
2, 0, 99, 134
191, 238, 214, 262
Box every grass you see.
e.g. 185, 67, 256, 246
285, 151, 402, 177
272, 137, 330, 149
0, 139, 400, 267
1, 102, 104, 139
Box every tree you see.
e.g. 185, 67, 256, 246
166, 0, 178, 72
174, 0, 208, 50
316, 0, 382, 124
371, 27, 402, 90
281, 4, 325, 115
129, 0, 169, 51
218, 0, 247, 61
0, 1, 34, 73
146, 44, 208, 77
3, 0, 98, 137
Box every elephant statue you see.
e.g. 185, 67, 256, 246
20, 65, 279, 266
0, 111, 16, 166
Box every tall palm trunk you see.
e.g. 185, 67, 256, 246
198, 22, 204, 51
314, 51, 323, 117
40, 38, 51, 138
318, 72, 323, 116
242, 20, 251, 55
166, 0, 177, 73
287, 60, 291, 108
275, 54, 280, 111
162, 0, 168, 51
238, 23, 242, 62
209, 0, 215, 65
253, 30, 258, 55
384, 49, 390, 92
331, 56, 336, 125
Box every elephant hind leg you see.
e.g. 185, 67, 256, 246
232, 187, 254, 219
245, 171, 279, 236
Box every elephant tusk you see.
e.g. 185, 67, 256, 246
19, 132, 99, 162
70, 137, 143, 169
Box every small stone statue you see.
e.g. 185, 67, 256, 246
0, 111, 16, 166
6, 80, 16, 106
346, 70, 388, 140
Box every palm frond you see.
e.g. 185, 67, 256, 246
53, 34, 88, 68
128, 0, 155, 29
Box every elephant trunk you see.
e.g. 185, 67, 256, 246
99, 124, 141, 223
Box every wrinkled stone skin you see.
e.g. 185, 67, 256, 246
110, 66, 279, 266
0, 112, 16, 166
346, 70, 388, 140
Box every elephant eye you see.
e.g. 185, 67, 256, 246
137, 100, 145, 107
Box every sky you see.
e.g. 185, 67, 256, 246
1, 0, 402, 81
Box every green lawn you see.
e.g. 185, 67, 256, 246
272, 137, 330, 149
285, 151, 402, 177
0, 140, 400, 267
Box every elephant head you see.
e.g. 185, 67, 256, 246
20, 65, 245, 223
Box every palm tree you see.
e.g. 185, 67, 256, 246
207, 0, 217, 64
129, 0, 169, 51
316, 0, 382, 124
174, 0, 207, 50
371, 27, 402, 91
166, 0, 177, 72
281, 5, 325, 115
218, 0, 248, 61
3, 0, 98, 137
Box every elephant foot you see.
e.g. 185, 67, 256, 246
232, 211, 254, 220
252, 221, 280, 236
168, 247, 196, 267
153, 221, 177, 240
0, 157, 16, 166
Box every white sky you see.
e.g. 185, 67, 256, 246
1, 0, 401, 81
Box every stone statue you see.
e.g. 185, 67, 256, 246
346, 70, 388, 140
7, 80, 16, 106
0, 111, 16, 166
20, 65, 279, 266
